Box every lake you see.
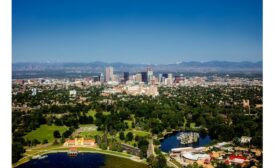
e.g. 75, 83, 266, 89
160, 131, 212, 153
16, 152, 148, 168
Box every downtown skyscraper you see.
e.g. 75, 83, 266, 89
105, 66, 113, 82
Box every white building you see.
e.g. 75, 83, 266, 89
240, 136, 252, 143
69, 90, 77, 97
31, 88, 37, 96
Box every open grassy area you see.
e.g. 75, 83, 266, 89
24, 124, 68, 142
190, 122, 196, 129
104, 155, 148, 168
79, 130, 104, 138
76, 124, 104, 138
87, 110, 110, 118
124, 120, 133, 128
114, 129, 151, 146
130, 130, 151, 137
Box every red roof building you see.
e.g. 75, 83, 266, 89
229, 155, 247, 164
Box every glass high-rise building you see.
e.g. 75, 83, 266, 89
124, 72, 129, 82
141, 72, 148, 83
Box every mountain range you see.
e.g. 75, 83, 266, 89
12, 61, 262, 73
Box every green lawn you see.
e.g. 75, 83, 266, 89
114, 129, 151, 146
124, 120, 133, 128
190, 122, 196, 129
104, 155, 148, 168
24, 124, 68, 142
116, 130, 150, 140
79, 130, 104, 138
87, 110, 110, 118
79, 124, 97, 130
77, 124, 103, 138
129, 130, 151, 137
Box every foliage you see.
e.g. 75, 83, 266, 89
53, 130, 61, 138
119, 132, 125, 140
12, 142, 25, 163
147, 154, 167, 168
126, 132, 133, 142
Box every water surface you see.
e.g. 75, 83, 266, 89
17, 152, 147, 168
160, 132, 212, 153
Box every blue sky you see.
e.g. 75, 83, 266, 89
12, 0, 262, 64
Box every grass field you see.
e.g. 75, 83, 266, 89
79, 130, 104, 138
128, 130, 151, 137
104, 155, 148, 168
77, 124, 104, 138
87, 110, 110, 118
114, 129, 151, 146
124, 120, 133, 128
24, 124, 68, 142
190, 122, 196, 129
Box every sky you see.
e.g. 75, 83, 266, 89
12, 0, 262, 64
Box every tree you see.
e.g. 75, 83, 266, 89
147, 154, 167, 168
126, 132, 133, 141
154, 154, 167, 168
12, 142, 25, 163
119, 132, 125, 140
42, 139, 48, 144
62, 130, 72, 138
138, 138, 149, 158
53, 130, 61, 138
31, 139, 40, 146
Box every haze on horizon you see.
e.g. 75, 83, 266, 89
13, 0, 262, 64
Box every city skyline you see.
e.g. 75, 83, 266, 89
13, 0, 262, 64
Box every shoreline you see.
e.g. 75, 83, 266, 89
13, 146, 147, 168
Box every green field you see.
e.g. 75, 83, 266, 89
77, 124, 104, 138
190, 122, 196, 129
87, 110, 110, 118
124, 120, 133, 128
24, 124, 68, 142
114, 129, 151, 146
104, 155, 148, 168
79, 130, 104, 138
127, 130, 150, 137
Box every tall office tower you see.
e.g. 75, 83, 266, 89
168, 73, 173, 79
124, 72, 129, 82
100, 73, 104, 83
163, 73, 168, 78
93, 76, 100, 82
141, 72, 148, 83
168, 73, 173, 85
158, 74, 163, 83
135, 73, 142, 82
105, 67, 114, 82
147, 67, 153, 82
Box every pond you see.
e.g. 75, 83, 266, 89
16, 152, 148, 168
160, 131, 212, 153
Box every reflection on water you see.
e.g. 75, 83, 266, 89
17, 153, 105, 168
160, 132, 212, 153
